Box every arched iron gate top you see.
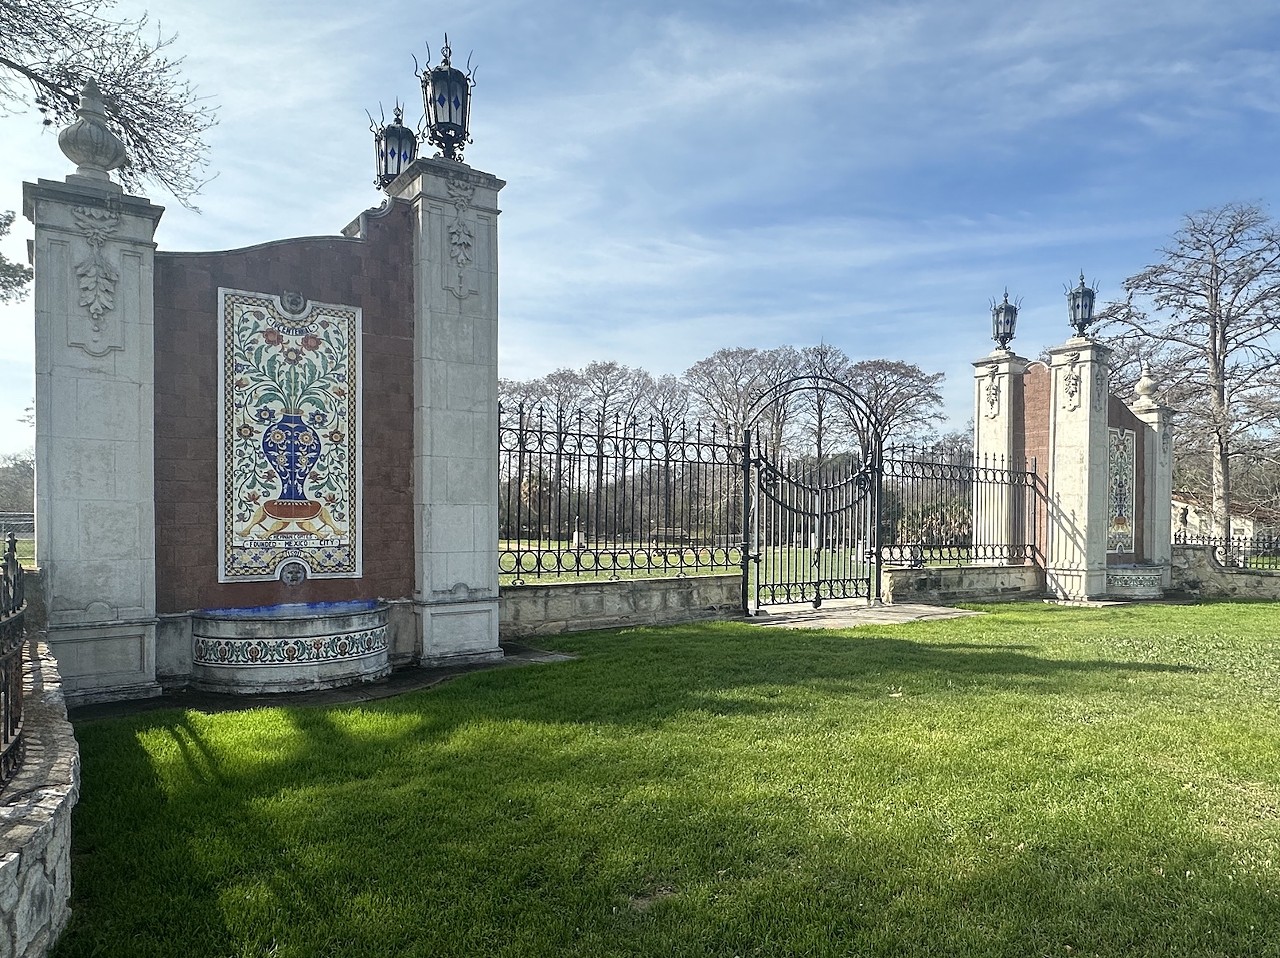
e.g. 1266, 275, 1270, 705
742, 373, 886, 452
740, 373, 885, 612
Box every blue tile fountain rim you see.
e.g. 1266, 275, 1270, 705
193, 599, 383, 619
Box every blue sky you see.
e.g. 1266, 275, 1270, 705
3, 0, 1280, 455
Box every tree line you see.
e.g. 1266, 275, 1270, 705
499, 344, 961, 460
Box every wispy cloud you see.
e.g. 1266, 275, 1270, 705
2, 0, 1280, 453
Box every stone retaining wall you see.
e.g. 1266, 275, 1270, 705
500, 575, 740, 638
883, 564, 1044, 604
1171, 544, 1280, 599
0, 642, 79, 958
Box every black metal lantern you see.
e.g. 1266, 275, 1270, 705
1067, 272, 1098, 338
991, 290, 1019, 350
419, 35, 473, 162
371, 104, 418, 191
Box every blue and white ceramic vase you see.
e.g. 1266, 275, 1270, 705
261, 412, 322, 503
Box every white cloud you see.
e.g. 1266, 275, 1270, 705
2, 0, 1280, 458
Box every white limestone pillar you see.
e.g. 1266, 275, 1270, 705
1044, 338, 1112, 600
391, 157, 505, 665
1129, 367, 1174, 587
972, 349, 1027, 563
23, 80, 163, 700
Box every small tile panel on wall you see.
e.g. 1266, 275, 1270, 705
217, 288, 363, 582
1108, 427, 1136, 553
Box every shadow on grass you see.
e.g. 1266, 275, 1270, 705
57, 623, 1256, 958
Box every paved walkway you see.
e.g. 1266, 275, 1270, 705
68, 602, 977, 722
742, 599, 982, 630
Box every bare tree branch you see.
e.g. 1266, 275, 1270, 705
0, 0, 217, 207
1097, 202, 1280, 537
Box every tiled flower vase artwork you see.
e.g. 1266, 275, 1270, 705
1107, 427, 1136, 553
218, 289, 362, 581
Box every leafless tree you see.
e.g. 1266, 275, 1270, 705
683, 346, 797, 449
0, 0, 216, 206
639, 373, 691, 436
0, 450, 33, 512
578, 361, 647, 430
1097, 202, 1280, 538
847, 358, 946, 451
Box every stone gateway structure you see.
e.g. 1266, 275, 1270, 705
973, 334, 1173, 602
25, 82, 506, 703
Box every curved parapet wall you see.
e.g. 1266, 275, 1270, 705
191, 600, 390, 694
1172, 544, 1280, 599
0, 642, 79, 958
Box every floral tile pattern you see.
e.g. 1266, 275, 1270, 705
193, 626, 388, 667
1107, 427, 1136, 553
218, 289, 362, 581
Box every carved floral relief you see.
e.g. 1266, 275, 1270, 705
1062, 351, 1082, 412
983, 365, 1000, 419
71, 205, 121, 355
444, 175, 478, 300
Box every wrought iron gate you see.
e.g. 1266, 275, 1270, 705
740, 375, 884, 612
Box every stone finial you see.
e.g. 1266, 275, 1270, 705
1134, 362, 1158, 400
57, 78, 128, 187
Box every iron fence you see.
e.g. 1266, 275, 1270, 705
0, 513, 33, 540
879, 448, 1041, 566
1173, 532, 1280, 570
0, 534, 27, 790
499, 407, 1043, 583
499, 406, 743, 581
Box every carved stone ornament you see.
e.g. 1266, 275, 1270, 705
58, 78, 128, 183
1062, 351, 1082, 412
444, 175, 478, 300
1091, 363, 1108, 413
71, 206, 121, 355
984, 365, 1000, 419
1161, 427, 1172, 460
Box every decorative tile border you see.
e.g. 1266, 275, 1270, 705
217, 288, 362, 581
1107, 567, 1163, 599
1108, 572, 1162, 589
1107, 427, 1135, 553
193, 626, 388, 668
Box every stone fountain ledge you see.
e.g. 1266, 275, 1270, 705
1105, 563, 1167, 599
191, 600, 391, 694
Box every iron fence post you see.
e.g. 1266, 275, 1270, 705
740, 426, 752, 617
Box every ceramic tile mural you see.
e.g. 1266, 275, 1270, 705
218, 289, 362, 581
1107, 427, 1135, 553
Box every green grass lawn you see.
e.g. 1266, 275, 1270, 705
58, 602, 1280, 957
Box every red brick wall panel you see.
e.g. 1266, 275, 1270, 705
153, 203, 416, 613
